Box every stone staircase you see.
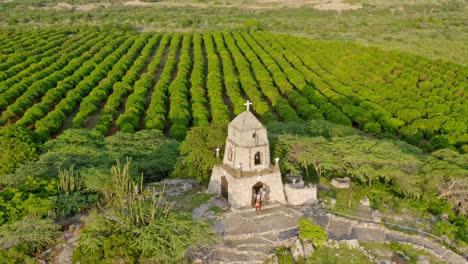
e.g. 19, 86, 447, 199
208, 204, 303, 264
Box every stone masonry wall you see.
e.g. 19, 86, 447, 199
284, 184, 317, 205
207, 166, 286, 208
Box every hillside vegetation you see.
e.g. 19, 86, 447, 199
0, 28, 466, 152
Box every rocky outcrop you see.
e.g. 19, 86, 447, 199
147, 179, 197, 196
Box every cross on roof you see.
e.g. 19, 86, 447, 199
244, 100, 252, 111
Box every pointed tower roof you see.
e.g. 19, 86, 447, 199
229, 111, 264, 131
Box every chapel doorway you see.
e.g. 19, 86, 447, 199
221, 176, 228, 201
251, 181, 269, 207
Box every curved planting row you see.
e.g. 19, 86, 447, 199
257, 33, 352, 127
0, 29, 63, 60
117, 34, 172, 133
240, 33, 323, 121
167, 34, 193, 140
86, 33, 153, 134
222, 32, 270, 118
0, 33, 108, 125
231, 32, 299, 122
296, 38, 467, 149
0, 33, 69, 82
33, 35, 138, 139
212, 32, 245, 115
189, 33, 210, 126
0, 30, 465, 149
15, 34, 125, 128
0, 32, 102, 109
203, 33, 231, 125
245, 33, 323, 121
274, 33, 467, 150
0, 32, 97, 95
145, 33, 182, 130
71, 34, 149, 130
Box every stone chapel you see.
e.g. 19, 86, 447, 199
207, 104, 287, 208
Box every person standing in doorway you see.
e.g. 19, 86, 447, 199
255, 190, 262, 212
261, 187, 267, 205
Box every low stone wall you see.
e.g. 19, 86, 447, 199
305, 209, 467, 264
284, 184, 317, 205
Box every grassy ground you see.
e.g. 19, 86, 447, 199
360, 241, 445, 264
0, 0, 466, 64
274, 242, 373, 264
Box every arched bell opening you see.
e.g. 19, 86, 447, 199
254, 151, 262, 165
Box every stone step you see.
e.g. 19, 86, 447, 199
211, 248, 267, 264
224, 236, 275, 248
232, 202, 282, 213
223, 226, 298, 241
237, 244, 275, 255
215, 246, 267, 257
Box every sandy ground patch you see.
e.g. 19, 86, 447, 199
124, 0, 217, 8
313, 0, 362, 11
47, 0, 362, 11
251, 0, 362, 10
53, 2, 111, 11
124, 0, 362, 11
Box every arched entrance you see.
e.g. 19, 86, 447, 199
251, 181, 269, 207
221, 176, 228, 201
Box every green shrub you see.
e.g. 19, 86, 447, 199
298, 218, 327, 245
363, 122, 382, 135
0, 217, 60, 252
0, 244, 35, 264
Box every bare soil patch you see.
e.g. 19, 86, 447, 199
123, 0, 362, 11
53, 2, 111, 11
253, 0, 362, 11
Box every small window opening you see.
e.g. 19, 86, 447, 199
228, 148, 233, 161
253, 132, 256, 138
254, 152, 261, 165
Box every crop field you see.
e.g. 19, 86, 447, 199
0, 28, 466, 150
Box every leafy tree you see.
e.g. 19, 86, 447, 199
5, 129, 179, 185
0, 177, 56, 224
363, 122, 382, 135
173, 124, 227, 183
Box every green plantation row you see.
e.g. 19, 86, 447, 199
0, 28, 466, 150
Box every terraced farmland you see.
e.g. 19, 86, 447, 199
0, 28, 466, 151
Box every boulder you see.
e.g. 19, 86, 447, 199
360, 196, 370, 207
303, 241, 314, 257
417, 256, 430, 264
291, 238, 304, 262
192, 204, 211, 220
343, 239, 360, 249
331, 177, 350, 188
149, 179, 197, 197
377, 260, 391, 264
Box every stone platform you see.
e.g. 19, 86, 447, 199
207, 204, 303, 264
